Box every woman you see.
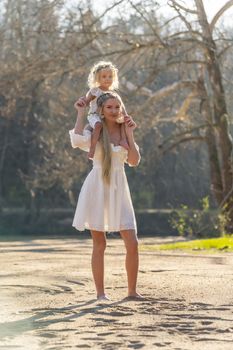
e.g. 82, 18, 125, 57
69, 92, 142, 301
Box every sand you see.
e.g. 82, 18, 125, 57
0, 236, 233, 350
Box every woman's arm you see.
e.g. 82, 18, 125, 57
73, 100, 86, 135
124, 116, 140, 166
70, 101, 91, 151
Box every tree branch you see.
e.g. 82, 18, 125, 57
122, 78, 196, 97
210, 0, 233, 33
160, 123, 212, 148
175, 90, 198, 121
88, 0, 126, 28
168, 0, 198, 14
160, 136, 205, 155
168, 30, 202, 39
127, 0, 167, 48
218, 43, 233, 58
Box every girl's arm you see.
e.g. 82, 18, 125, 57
124, 116, 140, 166
85, 89, 95, 104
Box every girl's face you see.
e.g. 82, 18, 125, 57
98, 69, 113, 90
102, 98, 122, 122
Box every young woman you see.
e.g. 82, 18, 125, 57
69, 92, 142, 301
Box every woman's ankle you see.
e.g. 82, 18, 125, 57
97, 293, 110, 300
128, 290, 141, 297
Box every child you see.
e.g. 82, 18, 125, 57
77, 61, 129, 159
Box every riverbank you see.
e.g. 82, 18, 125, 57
0, 236, 233, 349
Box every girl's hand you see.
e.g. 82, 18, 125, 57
124, 115, 137, 133
74, 97, 87, 111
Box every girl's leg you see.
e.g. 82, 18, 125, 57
90, 230, 107, 298
120, 229, 141, 297
88, 122, 102, 159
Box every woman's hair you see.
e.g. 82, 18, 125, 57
96, 92, 122, 184
88, 61, 119, 90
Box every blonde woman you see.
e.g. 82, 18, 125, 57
77, 61, 128, 159
69, 92, 142, 301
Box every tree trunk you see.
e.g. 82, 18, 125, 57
195, 0, 233, 193
195, 0, 233, 231
0, 120, 9, 211
198, 78, 223, 204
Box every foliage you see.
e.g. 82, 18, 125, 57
140, 236, 233, 252
170, 196, 231, 238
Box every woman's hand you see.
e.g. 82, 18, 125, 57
124, 115, 140, 166
74, 97, 87, 111
73, 98, 87, 134
124, 115, 137, 134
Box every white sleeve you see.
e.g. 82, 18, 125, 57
90, 87, 100, 97
69, 129, 91, 152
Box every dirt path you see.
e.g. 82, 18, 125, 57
0, 236, 233, 349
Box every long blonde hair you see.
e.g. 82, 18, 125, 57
96, 92, 122, 184
88, 61, 119, 90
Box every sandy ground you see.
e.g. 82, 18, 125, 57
0, 236, 233, 350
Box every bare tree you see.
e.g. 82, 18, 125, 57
111, 0, 233, 230
0, 0, 99, 217
168, 0, 233, 228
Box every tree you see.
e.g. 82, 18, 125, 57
107, 0, 233, 230
166, 0, 233, 229
0, 0, 119, 218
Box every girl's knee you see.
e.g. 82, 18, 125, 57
95, 122, 102, 130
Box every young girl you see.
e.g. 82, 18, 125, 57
70, 92, 142, 301
78, 61, 128, 159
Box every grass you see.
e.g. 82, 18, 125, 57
140, 236, 233, 252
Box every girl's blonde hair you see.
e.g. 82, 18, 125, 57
96, 92, 123, 184
88, 61, 119, 90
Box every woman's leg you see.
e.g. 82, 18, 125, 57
120, 229, 141, 297
90, 230, 107, 298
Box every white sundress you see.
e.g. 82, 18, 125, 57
69, 129, 138, 233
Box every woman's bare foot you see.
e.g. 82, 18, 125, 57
97, 294, 111, 301
126, 292, 145, 301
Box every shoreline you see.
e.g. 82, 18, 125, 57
0, 237, 233, 349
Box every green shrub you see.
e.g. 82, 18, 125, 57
170, 197, 228, 238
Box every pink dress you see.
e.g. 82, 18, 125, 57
69, 129, 138, 233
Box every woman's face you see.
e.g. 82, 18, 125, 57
102, 98, 122, 122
